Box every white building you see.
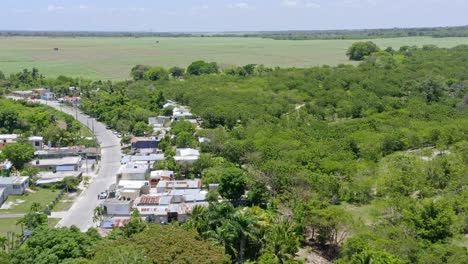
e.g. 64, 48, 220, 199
31, 156, 82, 171
0, 176, 29, 195
174, 148, 200, 165
28, 136, 44, 150
117, 163, 149, 182
155, 179, 202, 194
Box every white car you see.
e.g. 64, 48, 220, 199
98, 192, 108, 200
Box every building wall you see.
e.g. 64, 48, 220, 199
104, 202, 132, 215
120, 173, 146, 181
0, 190, 7, 206
0, 181, 28, 195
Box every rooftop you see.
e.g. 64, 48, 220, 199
121, 154, 165, 164
0, 176, 29, 185
118, 163, 149, 174
31, 156, 81, 166
117, 180, 149, 189
175, 148, 200, 157
28, 136, 44, 141
0, 134, 18, 140
36, 171, 82, 185
156, 179, 202, 190
130, 137, 158, 143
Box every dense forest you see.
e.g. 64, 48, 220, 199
0, 43, 467, 263
1, 25, 468, 39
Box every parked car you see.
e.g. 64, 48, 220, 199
98, 192, 108, 200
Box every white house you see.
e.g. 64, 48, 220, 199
0, 176, 29, 195
28, 136, 44, 150
116, 163, 149, 182
31, 156, 82, 171
103, 199, 133, 216
174, 148, 200, 164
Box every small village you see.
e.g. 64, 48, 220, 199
1, 88, 212, 234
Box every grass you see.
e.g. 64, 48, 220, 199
52, 192, 79, 212
1, 36, 468, 80
0, 187, 59, 214
0, 218, 61, 237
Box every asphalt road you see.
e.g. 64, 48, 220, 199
36, 100, 122, 231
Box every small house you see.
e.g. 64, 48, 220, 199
102, 199, 133, 216
120, 154, 165, 167
174, 148, 200, 165
0, 176, 29, 195
149, 170, 174, 187
0, 134, 18, 149
116, 163, 149, 182
155, 179, 202, 194
148, 116, 171, 126
28, 136, 44, 150
131, 137, 159, 152
31, 156, 82, 171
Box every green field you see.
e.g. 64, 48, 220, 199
1, 36, 468, 80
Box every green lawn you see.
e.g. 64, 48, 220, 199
52, 192, 79, 212
1, 36, 468, 80
0, 188, 60, 214
0, 218, 61, 237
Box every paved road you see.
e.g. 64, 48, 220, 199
35, 100, 122, 231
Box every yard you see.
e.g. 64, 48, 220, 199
0, 188, 60, 214
1, 36, 468, 80
52, 192, 80, 212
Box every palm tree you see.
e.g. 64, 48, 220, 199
232, 211, 260, 263
262, 218, 299, 263
93, 206, 105, 226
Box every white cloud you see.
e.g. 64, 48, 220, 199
78, 5, 88, 10
228, 2, 250, 9
283, 0, 298, 7
47, 5, 64, 12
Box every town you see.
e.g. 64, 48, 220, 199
1, 88, 213, 234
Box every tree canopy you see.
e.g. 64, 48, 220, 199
346, 41, 380, 60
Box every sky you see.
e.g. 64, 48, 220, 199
1, 0, 467, 32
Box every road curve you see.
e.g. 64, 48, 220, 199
36, 100, 122, 231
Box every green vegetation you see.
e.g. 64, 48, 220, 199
2, 37, 468, 79
0, 143, 34, 169
346, 41, 380, 61
3, 25, 468, 39
1, 42, 468, 263
0, 99, 95, 149
79, 44, 468, 263
0, 188, 59, 214
0, 218, 60, 237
